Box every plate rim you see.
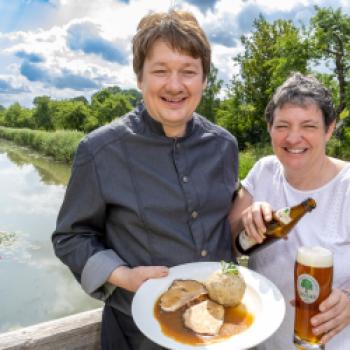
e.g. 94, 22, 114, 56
132, 261, 286, 350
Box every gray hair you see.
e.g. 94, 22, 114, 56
265, 72, 336, 129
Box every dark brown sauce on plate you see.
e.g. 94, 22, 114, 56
154, 296, 254, 345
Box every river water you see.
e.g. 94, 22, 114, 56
0, 139, 101, 333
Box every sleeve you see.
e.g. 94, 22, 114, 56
222, 134, 239, 196
231, 138, 240, 192
52, 139, 126, 301
240, 157, 265, 197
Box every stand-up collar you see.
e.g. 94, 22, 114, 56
141, 106, 195, 139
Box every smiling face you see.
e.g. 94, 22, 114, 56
137, 40, 206, 137
269, 102, 335, 177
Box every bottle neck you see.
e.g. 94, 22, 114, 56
301, 198, 316, 213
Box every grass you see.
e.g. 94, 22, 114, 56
0, 126, 273, 173
1, 126, 349, 171
239, 144, 272, 179
0, 127, 84, 163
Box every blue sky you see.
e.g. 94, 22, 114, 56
0, 0, 349, 107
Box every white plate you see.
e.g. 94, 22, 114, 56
132, 261, 285, 350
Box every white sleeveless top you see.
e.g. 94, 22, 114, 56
241, 155, 350, 350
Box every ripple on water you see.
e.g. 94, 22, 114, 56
0, 231, 36, 263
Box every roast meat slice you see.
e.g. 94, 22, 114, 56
160, 279, 207, 312
183, 299, 225, 336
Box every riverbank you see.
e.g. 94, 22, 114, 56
0, 127, 84, 163
0, 126, 271, 178
6, 123, 345, 178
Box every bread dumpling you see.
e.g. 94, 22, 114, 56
205, 262, 246, 307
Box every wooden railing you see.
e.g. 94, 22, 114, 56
0, 308, 102, 350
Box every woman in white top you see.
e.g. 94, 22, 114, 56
230, 73, 350, 350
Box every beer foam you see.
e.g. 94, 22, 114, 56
296, 246, 333, 268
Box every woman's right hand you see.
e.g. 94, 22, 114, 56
241, 201, 273, 243
108, 265, 169, 292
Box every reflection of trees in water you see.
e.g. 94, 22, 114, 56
0, 140, 70, 186
0, 231, 16, 247
4, 149, 26, 166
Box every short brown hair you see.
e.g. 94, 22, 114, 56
132, 10, 211, 81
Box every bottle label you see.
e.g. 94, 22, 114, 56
238, 230, 257, 251
297, 274, 320, 304
275, 207, 292, 224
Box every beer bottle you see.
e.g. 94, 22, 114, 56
235, 198, 316, 255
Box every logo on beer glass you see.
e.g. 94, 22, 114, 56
297, 274, 320, 304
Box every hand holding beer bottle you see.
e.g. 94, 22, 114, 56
235, 198, 316, 255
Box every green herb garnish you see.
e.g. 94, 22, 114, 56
221, 260, 239, 276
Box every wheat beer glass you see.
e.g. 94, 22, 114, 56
293, 246, 333, 350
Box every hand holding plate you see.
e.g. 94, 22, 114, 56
108, 265, 169, 292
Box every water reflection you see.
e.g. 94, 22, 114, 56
0, 141, 70, 185
0, 139, 101, 333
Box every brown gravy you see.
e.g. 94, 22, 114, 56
154, 297, 254, 345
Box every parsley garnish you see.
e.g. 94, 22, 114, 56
221, 261, 239, 276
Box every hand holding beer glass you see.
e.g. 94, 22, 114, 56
294, 246, 333, 350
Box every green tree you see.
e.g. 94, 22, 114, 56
220, 16, 309, 146
0, 105, 5, 125
69, 96, 89, 105
91, 88, 113, 106
309, 7, 350, 116
122, 88, 142, 107
96, 94, 133, 125
32, 96, 54, 130
91, 87, 133, 125
4, 103, 33, 128
196, 63, 223, 123
52, 100, 93, 131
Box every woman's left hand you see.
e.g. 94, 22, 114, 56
311, 288, 350, 344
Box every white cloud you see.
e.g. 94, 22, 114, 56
0, 0, 349, 107
0, 1, 179, 106
212, 44, 242, 87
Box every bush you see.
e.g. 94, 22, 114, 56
327, 137, 350, 160
239, 144, 272, 179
